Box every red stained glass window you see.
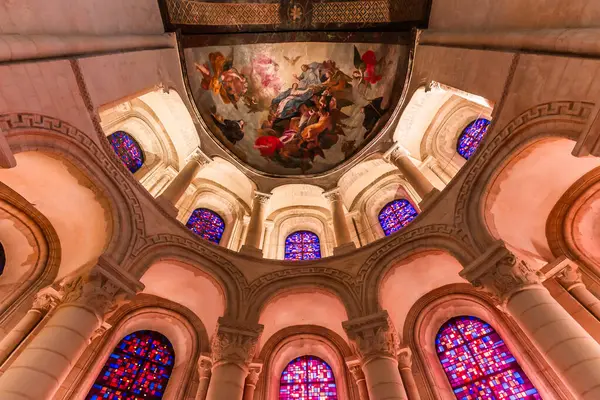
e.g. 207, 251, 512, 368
108, 131, 145, 173
284, 231, 321, 261
378, 199, 418, 236
457, 118, 490, 160
436, 316, 542, 400
280, 356, 337, 400
186, 208, 225, 244
86, 330, 174, 400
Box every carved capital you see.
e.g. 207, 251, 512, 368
323, 187, 342, 203
60, 256, 144, 319
557, 264, 584, 291
198, 355, 213, 379
342, 311, 399, 363
346, 360, 365, 382
253, 191, 272, 205
211, 317, 264, 368
32, 288, 61, 313
90, 322, 112, 343
460, 242, 542, 303
397, 347, 412, 369
246, 363, 263, 386
186, 147, 211, 165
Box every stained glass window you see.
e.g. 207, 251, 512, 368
280, 355, 337, 400
457, 118, 491, 160
0, 242, 5, 276
284, 231, 321, 261
86, 330, 174, 400
108, 131, 145, 173
186, 208, 225, 244
436, 316, 542, 400
378, 199, 419, 236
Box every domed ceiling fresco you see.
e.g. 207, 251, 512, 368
159, 0, 431, 176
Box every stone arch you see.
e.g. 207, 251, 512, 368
0, 113, 145, 263
60, 294, 207, 400
125, 240, 245, 320
402, 284, 571, 400
358, 226, 477, 314
456, 101, 595, 253
255, 325, 358, 400
0, 182, 61, 330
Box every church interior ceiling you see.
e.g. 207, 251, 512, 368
160, 0, 431, 177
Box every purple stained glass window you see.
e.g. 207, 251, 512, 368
457, 118, 491, 160
284, 231, 321, 261
108, 131, 145, 173
280, 356, 337, 400
186, 208, 225, 244
378, 199, 419, 236
86, 330, 174, 400
436, 316, 542, 400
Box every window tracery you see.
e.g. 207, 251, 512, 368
284, 231, 321, 261
186, 208, 226, 244
280, 355, 337, 400
86, 330, 174, 400
378, 199, 418, 236
108, 131, 145, 173
457, 118, 491, 160
436, 316, 541, 399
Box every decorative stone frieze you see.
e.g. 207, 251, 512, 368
343, 310, 399, 363
211, 317, 264, 367
460, 242, 542, 304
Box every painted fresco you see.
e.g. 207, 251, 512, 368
185, 42, 405, 175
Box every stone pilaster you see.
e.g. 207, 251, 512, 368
556, 263, 600, 320
243, 363, 262, 400
196, 355, 212, 400
347, 359, 369, 400
397, 347, 420, 400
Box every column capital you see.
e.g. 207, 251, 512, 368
342, 311, 399, 363
397, 346, 412, 369
460, 242, 543, 304
246, 363, 263, 386
186, 147, 212, 165
59, 255, 144, 319
383, 144, 410, 162
323, 187, 342, 203
346, 359, 365, 382
32, 287, 61, 313
253, 191, 272, 205
90, 321, 112, 343
211, 317, 264, 368
557, 264, 584, 291
198, 354, 213, 379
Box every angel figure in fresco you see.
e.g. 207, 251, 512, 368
195, 50, 248, 108
352, 46, 391, 91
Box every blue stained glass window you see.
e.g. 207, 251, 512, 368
457, 118, 491, 160
86, 330, 174, 400
108, 131, 145, 173
436, 316, 542, 400
284, 231, 321, 261
186, 208, 225, 244
280, 355, 337, 400
378, 199, 419, 236
0, 242, 5, 276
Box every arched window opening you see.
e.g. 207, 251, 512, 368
86, 330, 174, 400
436, 316, 541, 399
457, 118, 491, 160
378, 199, 418, 236
186, 208, 225, 244
108, 130, 145, 173
280, 355, 337, 399
284, 231, 321, 261
0, 242, 5, 276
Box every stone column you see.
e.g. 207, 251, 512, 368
557, 264, 600, 320
196, 356, 212, 400
343, 311, 408, 400
0, 257, 142, 400
385, 146, 438, 202
397, 347, 420, 400
157, 148, 211, 213
428, 162, 452, 185
240, 192, 271, 258
243, 363, 262, 400
348, 360, 370, 400
0, 288, 60, 365
461, 242, 600, 400
324, 188, 356, 255
206, 318, 264, 400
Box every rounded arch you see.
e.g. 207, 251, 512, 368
1, 113, 144, 263
63, 294, 208, 400
125, 241, 244, 320
402, 284, 572, 400
457, 101, 595, 253
255, 326, 357, 400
